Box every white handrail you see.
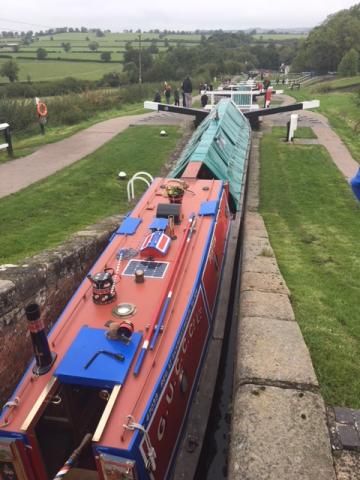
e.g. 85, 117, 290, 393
127, 172, 154, 202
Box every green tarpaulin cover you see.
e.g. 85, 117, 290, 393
170, 99, 251, 209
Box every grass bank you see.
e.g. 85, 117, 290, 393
0, 124, 182, 264
260, 127, 360, 408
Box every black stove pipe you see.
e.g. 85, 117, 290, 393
25, 303, 57, 375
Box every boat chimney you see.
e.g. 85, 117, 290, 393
25, 303, 57, 375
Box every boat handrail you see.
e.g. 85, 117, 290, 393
127, 172, 154, 202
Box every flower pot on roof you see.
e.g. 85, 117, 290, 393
165, 182, 187, 204
166, 186, 184, 203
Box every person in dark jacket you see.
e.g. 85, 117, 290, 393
174, 88, 180, 106
201, 92, 208, 108
154, 91, 161, 102
182, 75, 193, 107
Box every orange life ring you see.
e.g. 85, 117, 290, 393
37, 102, 48, 117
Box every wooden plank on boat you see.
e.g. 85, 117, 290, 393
92, 384, 122, 442
20, 376, 58, 432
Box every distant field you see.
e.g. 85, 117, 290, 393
9, 51, 125, 61
0, 31, 201, 81
35, 32, 203, 42
0, 58, 122, 82
252, 33, 307, 40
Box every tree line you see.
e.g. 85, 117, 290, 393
121, 31, 299, 84
292, 3, 360, 75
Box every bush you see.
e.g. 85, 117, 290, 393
100, 52, 111, 62
0, 97, 37, 133
338, 49, 359, 77
0, 83, 157, 134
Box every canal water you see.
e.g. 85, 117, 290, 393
195, 232, 243, 479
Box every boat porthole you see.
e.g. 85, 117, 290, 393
179, 371, 188, 394
157, 416, 166, 440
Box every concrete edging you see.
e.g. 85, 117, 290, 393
228, 132, 336, 479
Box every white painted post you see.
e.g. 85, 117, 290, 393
287, 114, 298, 142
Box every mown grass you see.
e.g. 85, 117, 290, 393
271, 126, 317, 139
0, 125, 182, 264
260, 129, 360, 407
314, 76, 360, 91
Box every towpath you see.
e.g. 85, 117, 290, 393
0, 110, 188, 200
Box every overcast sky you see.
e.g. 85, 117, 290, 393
1, 0, 358, 32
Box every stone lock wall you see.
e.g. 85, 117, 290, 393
0, 215, 122, 406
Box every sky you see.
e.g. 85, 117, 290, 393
1, 0, 358, 32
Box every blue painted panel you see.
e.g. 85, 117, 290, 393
199, 200, 218, 216
116, 217, 142, 235
149, 217, 168, 231
55, 327, 142, 388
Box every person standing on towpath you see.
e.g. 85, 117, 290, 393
182, 75, 193, 107
174, 87, 180, 106
164, 83, 172, 104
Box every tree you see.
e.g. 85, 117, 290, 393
0, 59, 19, 82
100, 52, 111, 62
148, 41, 159, 54
61, 42, 71, 52
292, 5, 360, 73
88, 41, 99, 51
96, 29, 105, 37
338, 48, 359, 76
36, 48, 47, 60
